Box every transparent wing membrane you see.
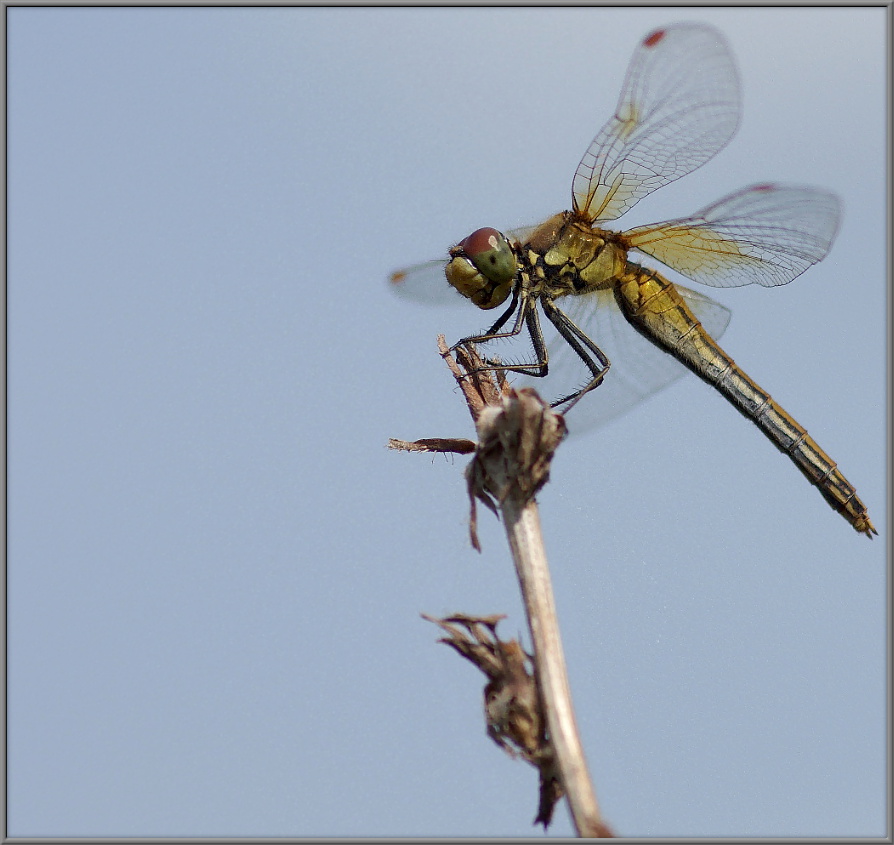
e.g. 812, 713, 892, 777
389, 259, 456, 305
623, 184, 841, 287
519, 285, 732, 432
573, 23, 740, 223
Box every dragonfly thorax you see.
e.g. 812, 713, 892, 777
525, 212, 627, 296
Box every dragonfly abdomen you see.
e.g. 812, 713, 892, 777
752, 402, 877, 536
614, 267, 876, 537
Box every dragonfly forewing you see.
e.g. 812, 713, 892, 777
574, 23, 740, 223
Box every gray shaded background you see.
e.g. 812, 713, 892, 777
8, 7, 887, 838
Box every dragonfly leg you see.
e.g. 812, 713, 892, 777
449, 293, 552, 379
541, 298, 611, 411
448, 286, 523, 351
487, 304, 549, 377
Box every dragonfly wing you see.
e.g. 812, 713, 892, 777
573, 23, 740, 223
520, 285, 731, 432
623, 184, 841, 287
505, 223, 542, 245
388, 258, 459, 305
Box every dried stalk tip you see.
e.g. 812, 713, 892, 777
465, 388, 567, 550
438, 336, 512, 422
422, 613, 564, 829
388, 338, 565, 551
467, 388, 567, 510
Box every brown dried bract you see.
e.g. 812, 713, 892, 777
464, 387, 567, 551
422, 612, 564, 828
388, 437, 477, 455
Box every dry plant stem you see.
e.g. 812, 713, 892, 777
395, 339, 612, 835
500, 493, 605, 838
466, 378, 609, 837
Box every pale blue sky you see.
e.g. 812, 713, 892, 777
8, 7, 887, 838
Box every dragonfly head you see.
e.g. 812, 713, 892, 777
445, 227, 517, 310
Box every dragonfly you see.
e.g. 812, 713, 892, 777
389, 22, 875, 538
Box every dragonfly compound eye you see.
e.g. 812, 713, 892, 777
463, 228, 516, 284
444, 227, 516, 310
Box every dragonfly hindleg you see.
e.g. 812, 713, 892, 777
541, 298, 611, 411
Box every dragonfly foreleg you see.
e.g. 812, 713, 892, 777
448, 293, 551, 379
541, 298, 611, 411
482, 304, 550, 378
448, 286, 524, 351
